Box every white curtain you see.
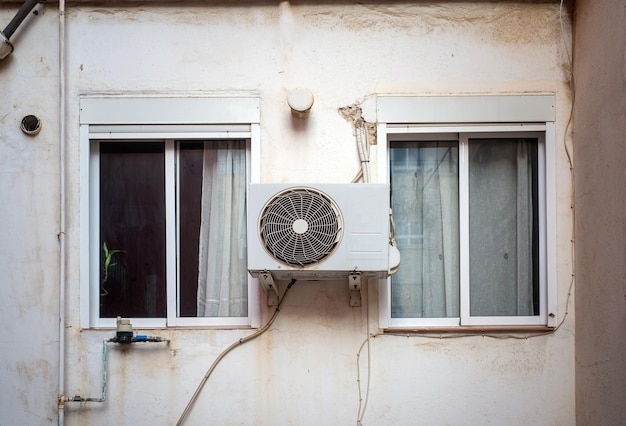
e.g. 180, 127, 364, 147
391, 138, 535, 319
390, 142, 459, 318
196, 141, 248, 317
468, 139, 534, 316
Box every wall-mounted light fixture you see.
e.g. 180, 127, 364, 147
287, 88, 314, 118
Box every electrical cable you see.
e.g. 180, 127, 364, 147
355, 118, 371, 183
339, 105, 370, 184
351, 169, 364, 184
559, 0, 573, 81
356, 282, 372, 426
176, 279, 297, 426
557, 0, 576, 334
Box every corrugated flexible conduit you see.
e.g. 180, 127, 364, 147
354, 117, 370, 183
2, 0, 39, 39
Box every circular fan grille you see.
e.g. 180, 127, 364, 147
259, 187, 343, 266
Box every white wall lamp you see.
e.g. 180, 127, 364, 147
287, 88, 314, 118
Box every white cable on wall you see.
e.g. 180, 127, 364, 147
339, 105, 371, 183
176, 280, 297, 426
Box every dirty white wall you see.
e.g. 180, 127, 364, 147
573, 0, 626, 424
0, 2, 575, 425
0, 1, 61, 424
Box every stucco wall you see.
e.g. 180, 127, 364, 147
573, 0, 626, 424
0, 2, 575, 425
0, 2, 61, 424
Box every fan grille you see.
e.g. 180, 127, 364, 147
259, 187, 343, 266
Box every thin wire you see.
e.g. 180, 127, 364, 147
176, 279, 297, 426
353, 329, 553, 422
356, 283, 372, 426
559, 0, 573, 80
351, 168, 364, 183
356, 337, 368, 424
558, 0, 576, 334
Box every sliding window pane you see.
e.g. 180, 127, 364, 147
179, 141, 248, 317
390, 141, 460, 318
178, 142, 204, 316
468, 138, 539, 316
99, 142, 166, 318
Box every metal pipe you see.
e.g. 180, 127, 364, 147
83, 341, 108, 402
2, 0, 39, 39
71, 341, 108, 403
57, 0, 66, 423
60, 341, 108, 404
62, 337, 170, 405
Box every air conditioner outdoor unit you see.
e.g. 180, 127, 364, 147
247, 184, 400, 295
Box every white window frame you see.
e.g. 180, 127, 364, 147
79, 97, 261, 329
377, 95, 557, 329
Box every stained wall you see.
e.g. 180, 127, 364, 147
573, 0, 626, 424
0, 2, 575, 425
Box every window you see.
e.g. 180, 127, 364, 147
80, 97, 260, 328
377, 95, 557, 328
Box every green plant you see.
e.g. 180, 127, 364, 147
101, 242, 124, 296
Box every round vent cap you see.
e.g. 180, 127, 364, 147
259, 187, 343, 266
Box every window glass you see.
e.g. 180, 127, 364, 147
97, 140, 247, 320
178, 142, 204, 317
179, 141, 248, 318
390, 141, 459, 318
468, 138, 539, 317
99, 142, 166, 318
389, 135, 541, 323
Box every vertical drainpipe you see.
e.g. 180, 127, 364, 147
57, 0, 66, 423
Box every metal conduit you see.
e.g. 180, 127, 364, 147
0, 0, 40, 59
2, 0, 39, 39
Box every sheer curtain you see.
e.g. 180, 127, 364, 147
196, 141, 248, 317
390, 142, 459, 318
391, 138, 537, 319
468, 139, 536, 316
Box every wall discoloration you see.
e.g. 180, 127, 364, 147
0, 2, 574, 425
574, 0, 626, 423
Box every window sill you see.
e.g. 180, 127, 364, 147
84, 316, 256, 330
82, 325, 255, 331
382, 326, 555, 335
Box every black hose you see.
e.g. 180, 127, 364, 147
2, 0, 39, 39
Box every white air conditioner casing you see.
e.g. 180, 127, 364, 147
247, 183, 397, 280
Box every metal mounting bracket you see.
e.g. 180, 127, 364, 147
349, 273, 362, 307
258, 271, 279, 306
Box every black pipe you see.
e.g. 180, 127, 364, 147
2, 0, 39, 40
